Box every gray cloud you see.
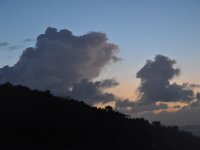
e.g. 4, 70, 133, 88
23, 38, 35, 42
0, 27, 120, 96
142, 106, 200, 126
185, 92, 200, 109
140, 92, 200, 126
196, 92, 200, 100
136, 55, 194, 104
115, 99, 136, 109
100, 53, 200, 127
115, 95, 200, 126
0, 42, 9, 47
189, 84, 200, 88
115, 99, 168, 113
114, 55, 197, 117
115, 94, 200, 126
71, 79, 118, 105
7, 45, 24, 51
115, 91, 200, 126
0, 42, 24, 51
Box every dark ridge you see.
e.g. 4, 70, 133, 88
0, 82, 199, 150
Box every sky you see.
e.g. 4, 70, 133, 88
0, 0, 200, 125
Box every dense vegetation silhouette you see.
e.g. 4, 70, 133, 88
0, 83, 200, 150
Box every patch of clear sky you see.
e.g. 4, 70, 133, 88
0, 0, 199, 84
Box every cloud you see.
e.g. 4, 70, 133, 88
0, 42, 24, 51
142, 106, 200, 126
189, 84, 200, 88
116, 94, 200, 126
196, 92, 200, 100
70, 79, 118, 105
115, 65, 200, 126
0, 27, 120, 96
116, 93, 200, 125
23, 38, 35, 42
185, 92, 200, 109
7, 45, 24, 51
117, 90, 200, 126
115, 99, 136, 109
0, 42, 9, 47
114, 55, 197, 117
115, 99, 168, 113
140, 92, 200, 125
136, 55, 194, 104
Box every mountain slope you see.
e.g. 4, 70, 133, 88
0, 83, 199, 150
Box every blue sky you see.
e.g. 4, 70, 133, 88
0, 0, 200, 98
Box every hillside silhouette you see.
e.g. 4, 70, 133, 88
0, 83, 200, 150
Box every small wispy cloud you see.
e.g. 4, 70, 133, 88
23, 38, 35, 42
0, 42, 9, 47
189, 84, 200, 88
0, 41, 25, 51
7, 45, 24, 51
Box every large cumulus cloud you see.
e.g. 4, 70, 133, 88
115, 55, 196, 115
0, 27, 120, 97
114, 55, 200, 127
136, 55, 194, 104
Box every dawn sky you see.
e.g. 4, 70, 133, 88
0, 0, 200, 125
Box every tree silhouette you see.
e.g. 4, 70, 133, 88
105, 105, 113, 111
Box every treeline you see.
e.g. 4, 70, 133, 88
0, 82, 199, 150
